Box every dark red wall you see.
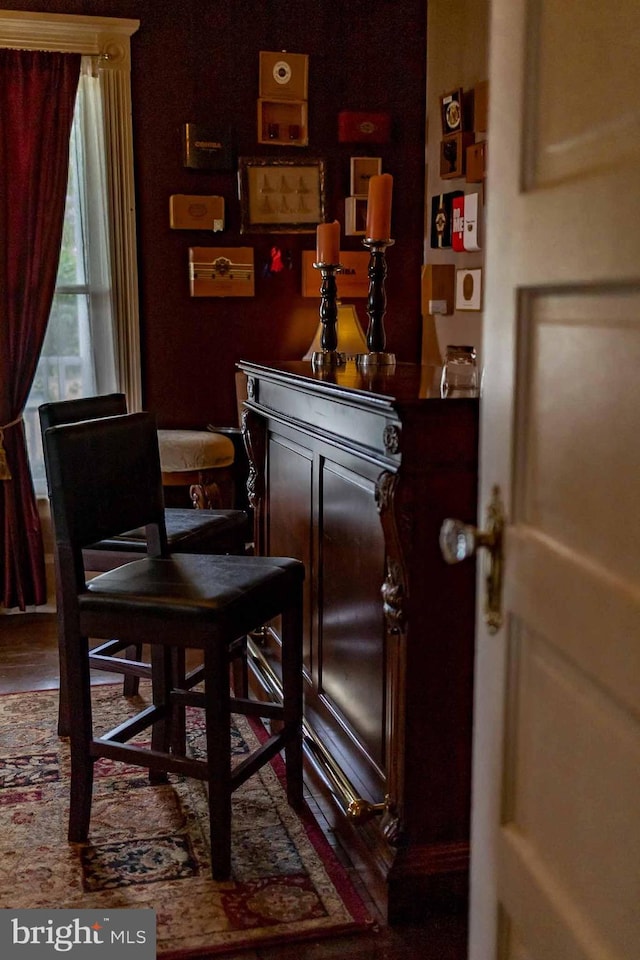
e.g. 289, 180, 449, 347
4, 0, 426, 426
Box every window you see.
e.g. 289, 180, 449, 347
25, 68, 118, 495
0, 10, 141, 492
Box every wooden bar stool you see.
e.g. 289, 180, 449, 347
158, 429, 236, 509
39, 396, 250, 737
42, 411, 304, 880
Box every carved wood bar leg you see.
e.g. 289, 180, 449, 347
241, 392, 267, 557
375, 469, 408, 848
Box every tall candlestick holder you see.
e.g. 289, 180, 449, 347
311, 262, 346, 368
356, 238, 396, 369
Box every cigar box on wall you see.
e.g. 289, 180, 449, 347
259, 51, 308, 100
338, 111, 391, 144
301, 250, 369, 298
440, 132, 474, 179
189, 247, 255, 297
170, 195, 224, 231
183, 124, 234, 171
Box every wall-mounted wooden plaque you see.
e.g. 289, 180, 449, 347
440, 132, 474, 179
301, 250, 369, 298
259, 51, 308, 101
183, 124, 234, 171
189, 247, 255, 297
170, 195, 224, 231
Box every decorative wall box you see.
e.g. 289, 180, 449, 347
338, 110, 391, 144
301, 250, 369, 298
170, 195, 224, 231
455, 267, 482, 311
257, 99, 308, 146
350, 156, 382, 196
440, 87, 464, 135
474, 80, 489, 132
345, 196, 367, 235
259, 51, 309, 101
183, 124, 234, 171
421, 263, 455, 315
452, 194, 465, 252
189, 247, 255, 297
466, 140, 487, 182
430, 190, 463, 248
463, 193, 481, 250
440, 132, 474, 179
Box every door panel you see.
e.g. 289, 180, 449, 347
320, 458, 386, 770
517, 290, 640, 580
266, 433, 314, 671
526, 0, 640, 186
470, 0, 640, 956
500, 625, 640, 957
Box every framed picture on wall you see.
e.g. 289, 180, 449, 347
238, 156, 326, 233
455, 267, 483, 311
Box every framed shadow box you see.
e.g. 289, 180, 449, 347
440, 132, 474, 179
455, 267, 483, 311
350, 156, 382, 197
440, 87, 464, 135
238, 156, 326, 233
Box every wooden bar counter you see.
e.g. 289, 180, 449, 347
239, 360, 479, 924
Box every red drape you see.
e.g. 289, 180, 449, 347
0, 49, 81, 610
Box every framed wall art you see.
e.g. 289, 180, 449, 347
455, 267, 483, 311
238, 156, 326, 233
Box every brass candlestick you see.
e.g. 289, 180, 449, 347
311, 262, 345, 368
356, 238, 396, 369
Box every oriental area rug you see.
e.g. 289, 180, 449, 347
0, 684, 373, 957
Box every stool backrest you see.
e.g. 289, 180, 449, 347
38, 393, 128, 434
39, 395, 129, 501
43, 412, 168, 587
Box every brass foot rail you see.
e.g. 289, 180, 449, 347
247, 632, 386, 823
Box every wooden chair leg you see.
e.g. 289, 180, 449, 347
150, 645, 172, 785
230, 636, 249, 698
122, 644, 143, 696
55, 579, 72, 737
204, 642, 233, 880
67, 634, 95, 842
170, 647, 187, 756
57, 644, 71, 737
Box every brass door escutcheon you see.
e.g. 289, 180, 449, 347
439, 484, 505, 633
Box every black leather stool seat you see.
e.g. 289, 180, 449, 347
82, 554, 300, 629
85, 507, 249, 568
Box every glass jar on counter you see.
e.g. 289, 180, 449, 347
440, 345, 479, 398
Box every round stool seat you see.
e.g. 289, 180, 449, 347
157, 430, 236, 509
157, 429, 234, 472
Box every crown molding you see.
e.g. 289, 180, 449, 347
0, 10, 139, 55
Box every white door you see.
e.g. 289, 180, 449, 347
469, 1, 640, 958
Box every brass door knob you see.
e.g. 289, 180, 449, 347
439, 484, 505, 633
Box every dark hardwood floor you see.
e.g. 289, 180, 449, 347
0, 612, 468, 960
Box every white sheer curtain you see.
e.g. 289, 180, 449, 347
76, 57, 117, 394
